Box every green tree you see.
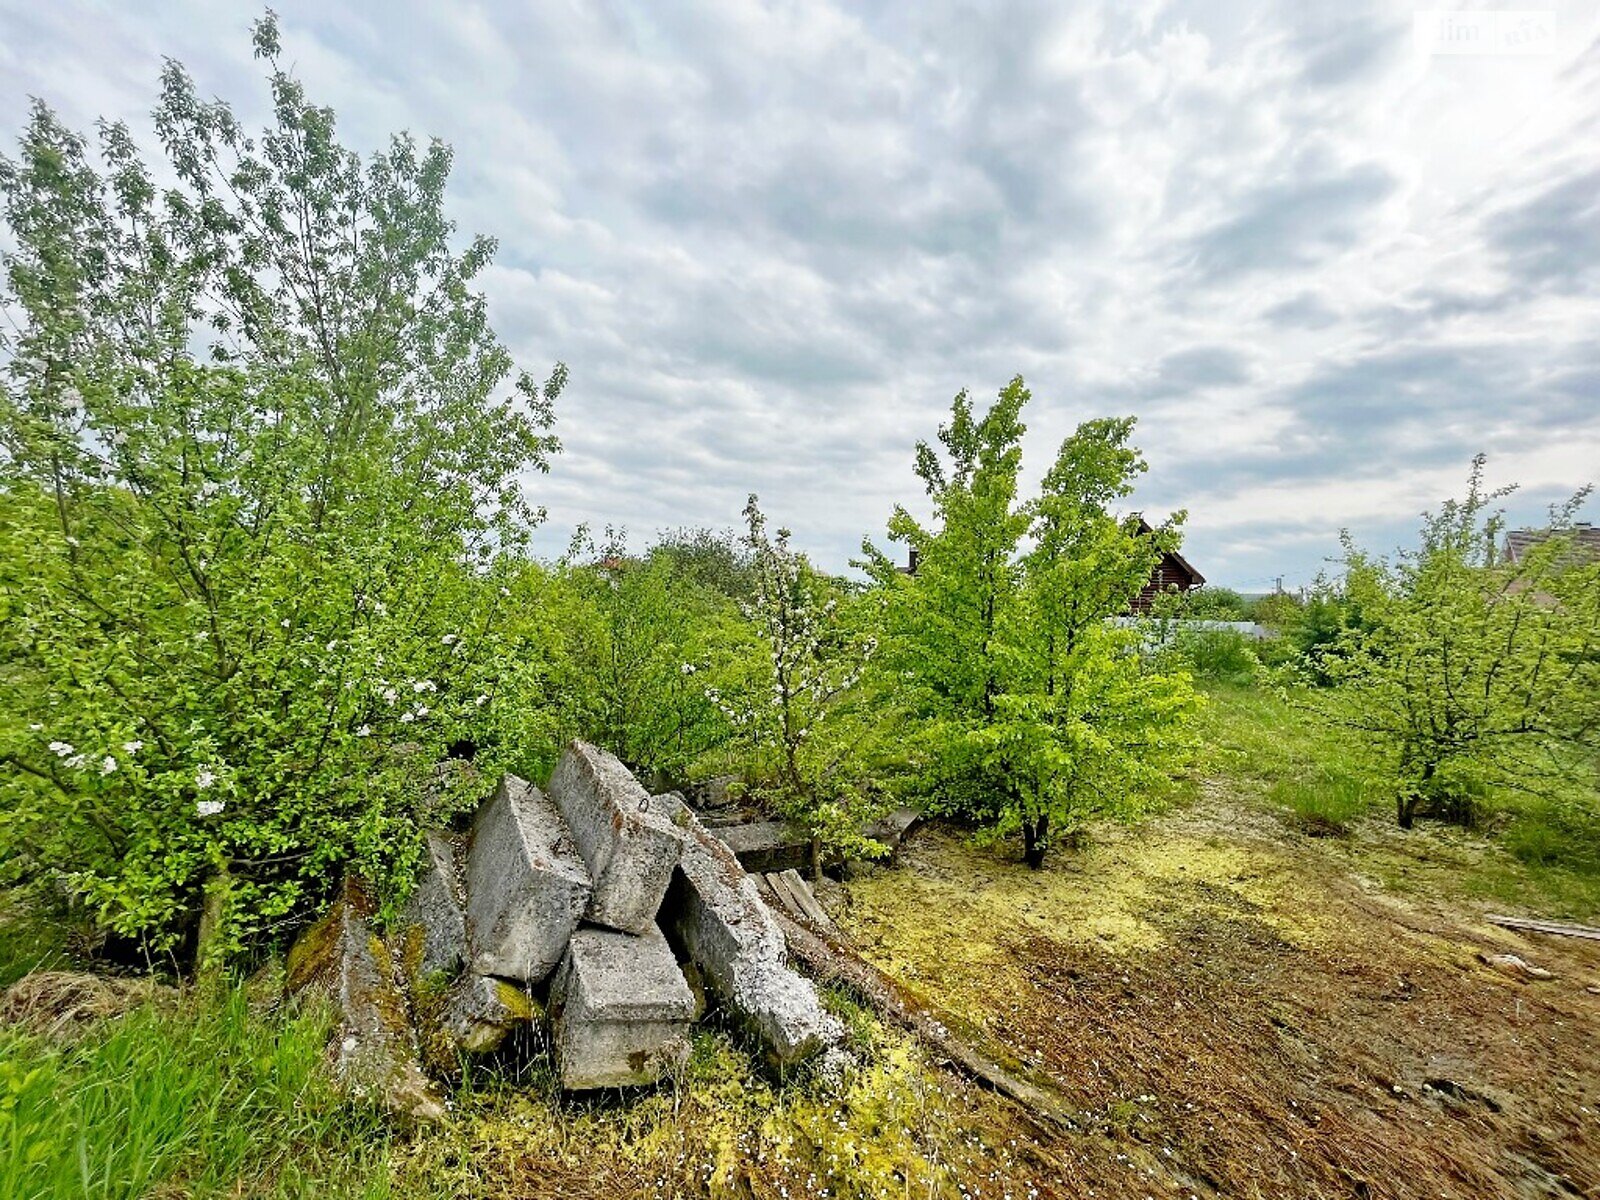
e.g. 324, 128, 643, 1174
720, 495, 883, 876
865, 381, 1198, 867
0, 14, 563, 963
1182, 586, 1249, 620
1326, 457, 1600, 828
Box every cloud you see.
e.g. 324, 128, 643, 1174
1, 0, 1597, 593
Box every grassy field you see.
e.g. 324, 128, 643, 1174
3, 684, 1597, 1198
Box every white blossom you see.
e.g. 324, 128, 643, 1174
399, 712, 416, 724
441, 634, 459, 646
280, 618, 290, 629
195, 767, 218, 790
196, 798, 225, 818
49, 741, 75, 758
122, 740, 143, 754
414, 705, 430, 719
356, 725, 371, 738
381, 686, 399, 705
100, 755, 118, 775
680, 663, 697, 675
29, 723, 44, 732
412, 680, 436, 694
475, 693, 490, 707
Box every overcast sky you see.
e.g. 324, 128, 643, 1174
2, 2, 1597, 588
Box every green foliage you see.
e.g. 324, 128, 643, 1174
719, 496, 886, 868
0, 16, 563, 959
1322, 457, 1600, 828
865, 379, 1199, 867
1183, 586, 1249, 620
544, 528, 746, 783
0, 985, 391, 1199
1170, 627, 1262, 685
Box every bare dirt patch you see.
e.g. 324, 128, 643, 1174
839, 799, 1600, 1200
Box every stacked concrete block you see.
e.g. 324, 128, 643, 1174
654, 793, 842, 1065
549, 924, 696, 1089
443, 972, 538, 1054
398, 831, 468, 979
547, 741, 685, 933
464, 775, 592, 983
285, 877, 446, 1123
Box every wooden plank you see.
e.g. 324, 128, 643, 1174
763, 871, 803, 918
1486, 914, 1600, 942
778, 869, 835, 932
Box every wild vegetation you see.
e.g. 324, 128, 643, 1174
2, 17, 1598, 1200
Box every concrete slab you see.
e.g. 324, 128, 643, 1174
549, 924, 695, 1089
285, 877, 445, 1122
716, 820, 811, 874
654, 794, 841, 1065
444, 972, 537, 1054
547, 741, 684, 934
399, 831, 467, 980
464, 775, 592, 983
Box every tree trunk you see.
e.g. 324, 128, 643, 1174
194, 866, 233, 991
1022, 814, 1049, 869
1397, 793, 1416, 828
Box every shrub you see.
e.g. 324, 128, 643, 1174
0, 15, 562, 962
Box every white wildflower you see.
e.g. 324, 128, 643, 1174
196, 798, 225, 818
680, 663, 696, 675
414, 705, 429, 719
29, 723, 44, 732
64, 535, 80, 549
475, 693, 490, 707
195, 767, 217, 790
199, 480, 219, 499
499, 586, 510, 597
65, 753, 87, 770
100, 755, 117, 775
441, 634, 459, 646
399, 712, 415, 724
280, 618, 290, 629
381, 686, 399, 704
356, 725, 371, 738
49, 741, 75, 758
412, 680, 436, 694
122, 740, 143, 754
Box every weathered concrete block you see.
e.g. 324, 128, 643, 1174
444, 972, 537, 1054
549, 923, 696, 1090
286, 877, 446, 1123
655, 795, 841, 1065
716, 819, 810, 874
399, 831, 467, 980
464, 775, 592, 983
547, 741, 684, 934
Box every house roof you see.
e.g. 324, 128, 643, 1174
1502, 524, 1600, 566
1130, 515, 1206, 587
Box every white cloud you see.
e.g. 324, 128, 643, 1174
1, 0, 1596, 591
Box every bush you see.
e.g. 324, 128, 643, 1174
1172, 627, 1261, 685
0, 16, 563, 962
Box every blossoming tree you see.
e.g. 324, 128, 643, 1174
0, 15, 562, 965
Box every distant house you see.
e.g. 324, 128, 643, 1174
1502, 523, 1600, 567
1125, 516, 1204, 614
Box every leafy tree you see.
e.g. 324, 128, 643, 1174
1182, 586, 1249, 620
0, 14, 563, 964
1325, 457, 1600, 828
552, 527, 743, 785
865, 381, 1198, 867
719, 496, 883, 876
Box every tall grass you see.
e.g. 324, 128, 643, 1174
0, 984, 392, 1200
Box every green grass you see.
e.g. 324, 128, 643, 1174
1198, 682, 1600, 919
0, 984, 392, 1200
